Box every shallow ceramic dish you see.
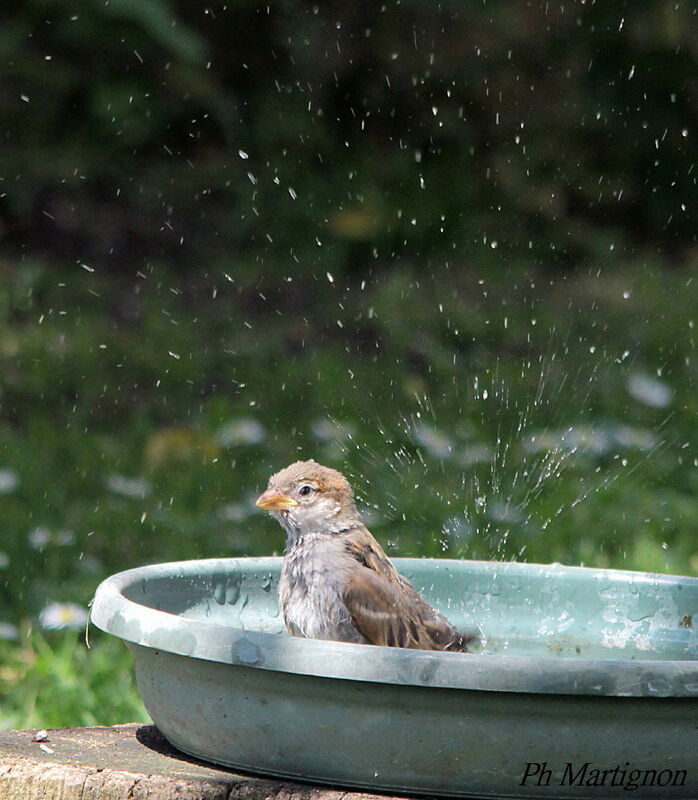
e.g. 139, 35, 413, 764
91, 557, 698, 799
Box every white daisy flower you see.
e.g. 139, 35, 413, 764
0, 469, 19, 493
106, 475, 151, 498
215, 418, 266, 447
0, 622, 19, 640
627, 373, 673, 408
39, 602, 88, 630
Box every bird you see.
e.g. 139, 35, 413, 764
255, 459, 473, 651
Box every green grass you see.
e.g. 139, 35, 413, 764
0, 629, 147, 730
1, 259, 697, 728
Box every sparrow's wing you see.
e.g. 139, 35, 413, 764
343, 527, 469, 651
343, 566, 431, 648
344, 524, 402, 581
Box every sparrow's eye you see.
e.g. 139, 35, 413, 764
298, 485, 313, 496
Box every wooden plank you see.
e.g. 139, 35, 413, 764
0, 724, 385, 800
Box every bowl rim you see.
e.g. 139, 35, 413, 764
90, 556, 698, 699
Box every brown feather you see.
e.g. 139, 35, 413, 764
343, 526, 470, 651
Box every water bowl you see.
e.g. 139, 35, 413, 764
90, 557, 698, 799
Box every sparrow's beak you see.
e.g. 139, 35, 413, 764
255, 488, 299, 511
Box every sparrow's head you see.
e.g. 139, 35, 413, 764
255, 459, 359, 538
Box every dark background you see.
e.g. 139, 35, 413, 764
3, 0, 695, 274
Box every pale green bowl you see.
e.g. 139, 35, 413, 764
91, 557, 698, 799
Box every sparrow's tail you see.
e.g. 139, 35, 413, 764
446, 625, 481, 653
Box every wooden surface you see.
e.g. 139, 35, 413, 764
0, 724, 388, 800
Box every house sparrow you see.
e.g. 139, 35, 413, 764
256, 459, 472, 651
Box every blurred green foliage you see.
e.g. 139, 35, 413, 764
1, 261, 698, 727
2, 262, 698, 727
1, 262, 697, 611
1, 0, 695, 273
0, 629, 147, 729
